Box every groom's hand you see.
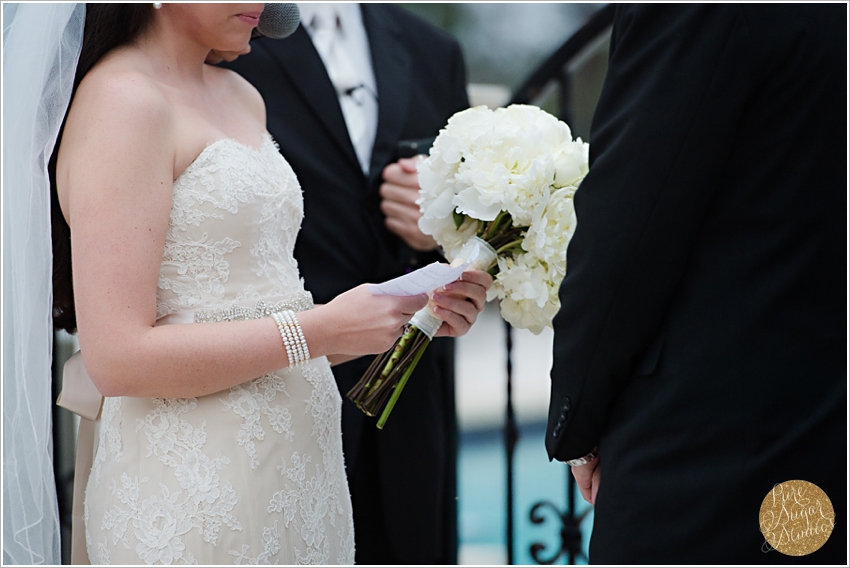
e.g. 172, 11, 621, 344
572, 456, 601, 505
380, 157, 438, 252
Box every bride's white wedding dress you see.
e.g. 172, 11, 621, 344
84, 135, 355, 565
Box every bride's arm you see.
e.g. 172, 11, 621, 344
57, 71, 426, 399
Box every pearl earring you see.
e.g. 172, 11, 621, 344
153, 2, 162, 9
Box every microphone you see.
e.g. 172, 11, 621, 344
255, 3, 301, 39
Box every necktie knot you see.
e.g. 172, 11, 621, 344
310, 5, 339, 33
309, 6, 359, 95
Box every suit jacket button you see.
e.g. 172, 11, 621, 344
562, 396, 571, 412
552, 424, 561, 437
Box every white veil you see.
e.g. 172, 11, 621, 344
2, 3, 85, 564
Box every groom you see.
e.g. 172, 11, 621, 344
221, 4, 469, 564
548, 4, 846, 564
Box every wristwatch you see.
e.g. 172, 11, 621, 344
564, 447, 599, 467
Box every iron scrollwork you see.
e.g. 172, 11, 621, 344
528, 500, 592, 565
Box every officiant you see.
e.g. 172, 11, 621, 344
222, 4, 471, 564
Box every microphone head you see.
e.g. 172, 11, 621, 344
256, 3, 301, 39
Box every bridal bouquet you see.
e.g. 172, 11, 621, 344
347, 104, 589, 428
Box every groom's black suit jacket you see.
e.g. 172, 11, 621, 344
547, 4, 846, 564
223, 5, 468, 563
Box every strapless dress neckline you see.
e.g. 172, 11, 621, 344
176, 133, 278, 182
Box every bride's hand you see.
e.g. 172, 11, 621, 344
315, 285, 429, 356
432, 269, 493, 338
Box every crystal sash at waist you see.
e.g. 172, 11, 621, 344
155, 292, 315, 326
60, 292, 316, 419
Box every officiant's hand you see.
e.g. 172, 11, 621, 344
380, 157, 438, 252
432, 269, 493, 338
572, 456, 601, 506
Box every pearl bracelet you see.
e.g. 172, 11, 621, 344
272, 310, 310, 366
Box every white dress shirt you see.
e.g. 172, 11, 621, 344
298, 3, 379, 175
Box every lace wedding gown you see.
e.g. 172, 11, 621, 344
84, 135, 355, 565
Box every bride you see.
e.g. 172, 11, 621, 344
10, 3, 491, 564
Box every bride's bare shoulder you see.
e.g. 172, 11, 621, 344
57, 52, 174, 200
206, 64, 266, 126
68, 53, 172, 138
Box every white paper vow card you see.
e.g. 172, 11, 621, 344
369, 243, 480, 297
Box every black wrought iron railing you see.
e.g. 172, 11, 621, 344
504, 4, 614, 565
510, 3, 615, 121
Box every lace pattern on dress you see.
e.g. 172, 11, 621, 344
220, 373, 294, 469
260, 362, 352, 565
156, 137, 304, 319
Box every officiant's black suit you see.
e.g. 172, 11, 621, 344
223, 5, 468, 564
547, 4, 846, 564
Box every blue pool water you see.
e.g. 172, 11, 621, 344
458, 422, 594, 565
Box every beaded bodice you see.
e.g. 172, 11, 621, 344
156, 135, 308, 319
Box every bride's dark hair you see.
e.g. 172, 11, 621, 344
50, 4, 155, 333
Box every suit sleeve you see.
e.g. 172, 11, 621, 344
547, 5, 754, 461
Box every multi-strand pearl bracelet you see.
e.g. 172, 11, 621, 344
272, 310, 310, 366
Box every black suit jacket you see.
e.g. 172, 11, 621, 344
547, 4, 846, 564
223, 5, 469, 562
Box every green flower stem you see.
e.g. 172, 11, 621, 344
482, 211, 509, 242
348, 326, 430, 417
362, 332, 422, 407
376, 338, 430, 429
355, 347, 393, 392
495, 240, 525, 256
488, 226, 526, 249
378, 327, 415, 380
366, 326, 416, 396
347, 350, 390, 407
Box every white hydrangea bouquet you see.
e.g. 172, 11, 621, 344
348, 104, 588, 427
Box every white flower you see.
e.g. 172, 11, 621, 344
499, 293, 561, 335
488, 255, 559, 333
417, 104, 587, 332
420, 214, 478, 263
524, 187, 577, 276
554, 138, 589, 188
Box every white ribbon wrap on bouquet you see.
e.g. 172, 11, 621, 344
410, 237, 498, 339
